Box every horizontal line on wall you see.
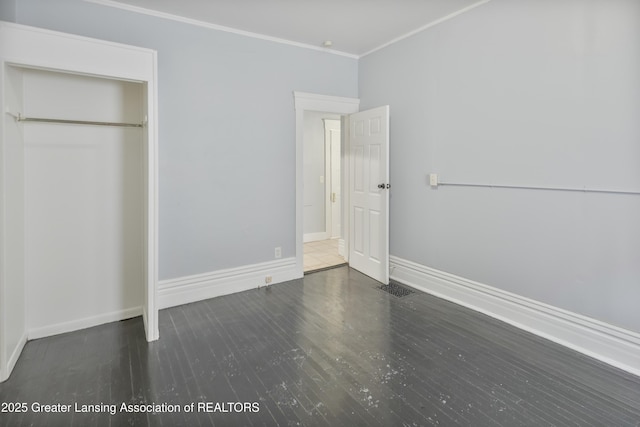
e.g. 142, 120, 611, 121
437, 181, 640, 196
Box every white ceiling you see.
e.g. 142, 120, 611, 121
98, 0, 489, 56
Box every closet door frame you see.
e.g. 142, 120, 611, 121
0, 22, 159, 382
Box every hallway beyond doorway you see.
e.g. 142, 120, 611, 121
303, 239, 345, 273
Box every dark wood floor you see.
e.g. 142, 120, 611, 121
2, 266, 640, 426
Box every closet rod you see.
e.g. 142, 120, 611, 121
9, 113, 143, 128
437, 181, 640, 196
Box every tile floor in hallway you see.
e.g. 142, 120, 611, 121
303, 238, 346, 272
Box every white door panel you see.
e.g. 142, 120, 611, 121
369, 210, 381, 262
354, 206, 365, 254
348, 106, 389, 284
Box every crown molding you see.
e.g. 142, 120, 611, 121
84, 0, 359, 59
361, 0, 493, 58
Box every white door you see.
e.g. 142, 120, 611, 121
348, 106, 390, 284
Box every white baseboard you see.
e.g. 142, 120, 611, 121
28, 307, 142, 340
304, 232, 328, 243
158, 257, 298, 309
338, 238, 346, 258
390, 256, 640, 378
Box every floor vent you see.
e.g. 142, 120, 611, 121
379, 282, 414, 298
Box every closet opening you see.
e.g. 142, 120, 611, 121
7, 65, 148, 339
1, 22, 159, 382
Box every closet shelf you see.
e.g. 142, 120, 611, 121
7, 112, 144, 128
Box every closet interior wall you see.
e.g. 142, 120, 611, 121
12, 66, 145, 338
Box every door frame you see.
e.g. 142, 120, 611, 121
293, 92, 359, 277
324, 118, 341, 240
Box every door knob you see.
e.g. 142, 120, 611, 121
377, 183, 390, 189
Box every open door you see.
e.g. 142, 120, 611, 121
348, 106, 390, 284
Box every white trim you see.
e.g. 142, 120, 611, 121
158, 258, 298, 309
338, 238, 346, 258
390, 256, 640, 378
294, 92, 359, 279
0, 333, 26, 383
361, 0, 493, 57
84, 0, 358, 59
28, 307, 142, 340
324, 120, 332, 239
0, 22, 157, 81
324, 118, 341, 240
304, 232, 328, 243
145, 50, 160, 342
85, 0, 492, 59
294, 92, 361, 112
0, 21, 156, 58
340, 116, 350, 264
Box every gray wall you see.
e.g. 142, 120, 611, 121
11, 0, 358, 279
359, 0, 640, 333
6, 0, 639, 334
0, 0, 16, 21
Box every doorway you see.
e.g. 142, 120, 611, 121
294, 93, 390, 283
294, 92, 360, 277
302, 112, 344, 272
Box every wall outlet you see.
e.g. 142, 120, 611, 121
429, 173, 438, 187
274, 247, 282, 259
265, 276, 272, 284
